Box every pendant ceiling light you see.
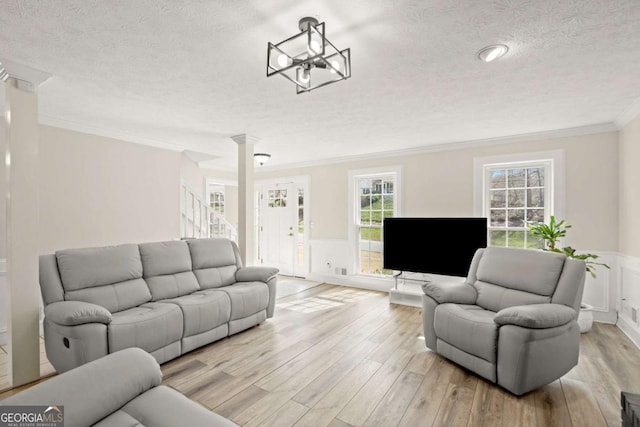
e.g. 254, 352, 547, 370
267, 16, 351, 94
254, 153, 271, 166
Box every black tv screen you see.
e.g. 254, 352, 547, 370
383, 217, 488, 277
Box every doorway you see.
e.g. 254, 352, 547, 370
256, 177, 309, 278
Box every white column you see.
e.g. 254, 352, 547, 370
231, 134, 259, 266
1, 58, 51, 387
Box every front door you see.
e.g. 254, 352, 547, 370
258, 182, 297, 276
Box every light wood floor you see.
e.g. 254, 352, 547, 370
160, 282, 640, 427
2, 280, 640, 427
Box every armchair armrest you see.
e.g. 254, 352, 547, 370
45, 301, 112, 326
236, 266, 279, 283
494, 303, 577, 329
422, 281, 477, 304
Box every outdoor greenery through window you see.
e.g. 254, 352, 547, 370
208, 187, 226, 238
209, 190, 225, 215
486, 165, 548, 249
358, 174, 395, 275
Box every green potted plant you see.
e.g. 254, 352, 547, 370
527, 215, 610, 333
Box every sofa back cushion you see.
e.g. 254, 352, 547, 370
139, 240, 200, 301
186, 238, 240, 289
56, 244, 151, 313
471, 247, 566, 312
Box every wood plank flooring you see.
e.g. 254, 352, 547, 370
159, 282, 640, 427
2, 279, 640, 427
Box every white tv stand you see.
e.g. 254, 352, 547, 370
389, 271, 465, 308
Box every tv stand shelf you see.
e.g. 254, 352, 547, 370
389, 272, 467, 308
393, 271, 432, 290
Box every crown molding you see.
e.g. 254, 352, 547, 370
39, 115, 187, 152
230, 134, 261, 145
18, 111, 622, 173
615, 96, 640, 129
0, 57, 52, 92
262, 122, 618, 171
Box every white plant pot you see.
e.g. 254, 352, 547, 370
578, 303, 594, 333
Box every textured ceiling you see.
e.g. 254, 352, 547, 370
1, 0, 640, 170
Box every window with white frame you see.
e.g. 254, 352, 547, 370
207, 184, 226, 238
474, 150, 565, 249
352, 169, 400, 276
209, 186, 225, 215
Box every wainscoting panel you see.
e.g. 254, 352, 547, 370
308, 239, 351, 278
618, 254, 640, 349
581, 251, 617, 318
307, 240, 394, 292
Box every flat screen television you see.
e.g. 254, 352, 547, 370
383, 217, 488, 277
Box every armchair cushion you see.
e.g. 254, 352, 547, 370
494, 303, 577, 329
434, 304, 498, 363
422, 281, 477, 304
45, 301, 112, 326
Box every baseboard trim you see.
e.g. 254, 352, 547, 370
592, 310, 618, 324
617, 317, 640, 350
305, 273, 393, 293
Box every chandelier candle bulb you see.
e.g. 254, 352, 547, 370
277, 54, 290, 68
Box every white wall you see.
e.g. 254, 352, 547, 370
180, 153, 207, 200
38, 126, 182, 254
618, 113, 640, 346
180, 154, 239, 229
262, 131, 619, 248
258, 130, 621, 301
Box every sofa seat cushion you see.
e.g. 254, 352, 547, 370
163, 290, 231, 337
217, 282, 269, 321
109, 303, 183, 354
434, 304, 498, 363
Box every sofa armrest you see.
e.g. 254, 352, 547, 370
236, 266, 279, 283
494, 303, 577, 329
45, 301, 112, 326
422, 281, 477, 304
0, 348, 162, 427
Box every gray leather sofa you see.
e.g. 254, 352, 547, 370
0, 347, 238, 427
422, 246, 586, 395
39, 238, 279, 373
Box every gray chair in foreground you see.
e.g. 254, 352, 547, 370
422, 246, 586, 395
0, 347, 238, 427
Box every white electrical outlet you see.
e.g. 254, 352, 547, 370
632, 307, 639, 325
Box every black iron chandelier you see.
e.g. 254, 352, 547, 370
267, 16, 351, 94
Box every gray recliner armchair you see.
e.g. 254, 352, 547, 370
422, 246, 586, 396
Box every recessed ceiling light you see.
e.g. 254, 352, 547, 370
477, 44, 509, 62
